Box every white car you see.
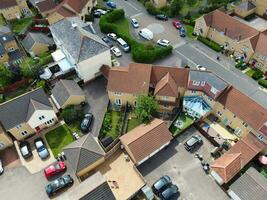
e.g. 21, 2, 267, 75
96, 9, 107, 15
107, 33, 117, 41
196, 65, 207, 71
157, 39, 170, 47
111, 46, 122, 57
131, 18, 139, 28
0, 159, 3, 175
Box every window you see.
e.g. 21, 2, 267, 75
16, 124, 22, 129
242, 122, 248, 128
234, 128, 242, 136
217, 111, 222, 116
192, 80, 200, 86
114, 92, 122, 96
201, 81, 205, 86
115, 98, 122, 106
21, 131, 28, 136
162, 96, 169, 101
42, 116, 45, 119
210, 87, 218, 94
233, 114, 236, 118
258, 134, 264, 141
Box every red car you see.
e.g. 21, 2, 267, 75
172, 20, 182, 29
44, 162, 66, 178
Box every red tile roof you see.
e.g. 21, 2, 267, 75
259, 123, 267, 137
218, 86, 267, 131
64, 0, 89, 13
120, 118, 173, 164
0, 0, 17, 9
36, 0, 56, 13
254, 30, 267, 56
154, 73, 178, 97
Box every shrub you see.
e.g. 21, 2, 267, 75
106, 9, 125, 22
258, 79, 267, 88
197, 36, 222, 52
145, 2, 159, 15
235, 62, 247, 70
36, 80, 46, 89
252, 69, 264, 80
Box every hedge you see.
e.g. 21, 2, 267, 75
252, 69, 264, 80
258, 79, 267, 88
99, 9, 172, 63
197, 36, 222, 52
235, 62, 247, 70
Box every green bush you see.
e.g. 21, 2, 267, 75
252, 69, 264, 80
197, 36, 222, 52
106, 9, 125, 22
258, 79, 267, 88
145, 2, 160, 15
235, 62, 247, 70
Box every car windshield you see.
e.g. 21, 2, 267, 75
154, 178, 167, 190
187, 137, 198, 146
35, 141, 43, 149
55, 164, 61, 170
21, 146, 29, 155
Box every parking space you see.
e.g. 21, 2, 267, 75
83, 76, 109, 137
138, 127, 230, 200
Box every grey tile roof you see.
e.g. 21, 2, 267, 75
22, 32, 54, 52
80, 182, 116, 200
51, 79, 85, 107
229, 167, 267, 200
50, 17, 109, 63
63, 134, 105, 173
0, 34, 15, 44
0, 88, 53, 130
189, 71, 228, 91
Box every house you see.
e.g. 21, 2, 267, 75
21, 32, 54, 57
63, 134, 105, 180
107, 63, 189, 112
50, 17, 111, 83
194, 9, 259, 62
211, 133, 265, 185
0, 123, 13, 150
227, 167, 267, 200
46, 0, 96, 24
35, 0, 57, 17
0, 88, 57, 142
0, 0, 31, 20
51, 79, 86, 109
58, 172, 116, 200
234, 1, 256, 18
120, 118, 173, 165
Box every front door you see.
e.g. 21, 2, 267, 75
35, 126, 41, 133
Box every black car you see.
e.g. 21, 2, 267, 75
93, 10, 101, 18
152, 175, 172, 195
19, 141, 32, 159
80, 113, 94, 133
34, 137, 50, 160
102, 36, 113, 47
156, 14, 168, 21
159, 185, 180, 200
45, 174, 74, 197
184, 135, 203, 152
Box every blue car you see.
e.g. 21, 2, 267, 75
179, 27, 186, 37
106, 1, 116, 8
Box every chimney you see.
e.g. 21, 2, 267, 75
224, 28, 227, 35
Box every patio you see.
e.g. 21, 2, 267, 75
96, 149, 145, 200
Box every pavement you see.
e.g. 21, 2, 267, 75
137, 127, 230, 200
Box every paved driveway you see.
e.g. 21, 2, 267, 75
83, 76, 109, 137
138, 127, 229, 200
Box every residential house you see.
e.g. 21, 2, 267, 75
51, 79, 86, 109
35, 0, 57, 17
194, 9, 259, 62
58, 172, 116, 200
151, 0, 167, 8
250, 0, 267, 18
0, 123, 13, 150
234, 1, 256, 18
50, 17, 111, 83
21, 32, 54, 57
120, 118, 173, 165
63, 134, 105, 180
227, 167, 267, 200
213, 86, 267, 142
46, 0, 96, 24
211, 133, 265, 185
0, 0, 31, 20
0, 88, 57, 142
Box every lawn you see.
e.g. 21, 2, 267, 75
185, 25, 194, 39
67, 120, 82, 136
169, 112, 194, 136
0, 15, 5, 25
261, 168, 267, 179
45, 125, 75, 157
245, 68, 256, 77
10, 17, 33, 34
127, 117, 142, 132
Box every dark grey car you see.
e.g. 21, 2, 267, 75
152, 175, 172, 195
184, 135, 203, 152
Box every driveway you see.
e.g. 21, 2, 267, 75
0, 146, 20, 168
137, 127, 229, 200
83, 76, 109, 137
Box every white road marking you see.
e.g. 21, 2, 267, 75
125, 1, 140, 11
130, 12, 143, 18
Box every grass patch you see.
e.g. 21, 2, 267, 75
0, 15, 5, 25
10, 17, 33, 34
127, 117, 142, 132
261, 168, 267, 179
45, 125, 75, 157
169, 113, 194, 136
245, 68, 256, 77
67, 120, 82, 136
258, 79, 267, 89
185, 25, 194, 39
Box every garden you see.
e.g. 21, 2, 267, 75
169, 112, 194, 136
10, 17, 33, 34
126, 114, 142, 132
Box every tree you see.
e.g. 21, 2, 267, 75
20, 58, 42, 78
170, 0, 184, 17
0, 65, 13, 89
135, 95, 159, 124
187, 0, 197, 6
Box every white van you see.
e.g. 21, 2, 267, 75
116, 38, 130, 52
138, 28, 153, 40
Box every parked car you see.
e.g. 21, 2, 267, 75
196, 65, 207, 71
44, 161, 66, 178
156, 14, 168, 21
93, 10, 101, 18
139, 28, 153, 40
111, 46, 122, 57
19, 141, 32, 159
159, 185, 179, 200
179, 27, 186, 37
157, 39, 170, 47
80, 113, 94, 133
116, 38, 130, 52
192, 31, 199, 36
131, 18, 139, 28
172, 20, 182, 29
107, 33, 117, 41
45, 174, 73, 197
106, 1, 116, 8
152, 175, 172, 195
102, 36, 113, 47
0, 159, 3, 175
184, 135, 203, 152
96, 9, 107, 15
34, 137, 50, 160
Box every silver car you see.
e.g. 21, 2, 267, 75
131, 18, 139, 28
34, 138, 50, 160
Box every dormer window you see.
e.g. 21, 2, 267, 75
201, 81, 205, 86
211, 87, 218, 94
192, 80, 200, 86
